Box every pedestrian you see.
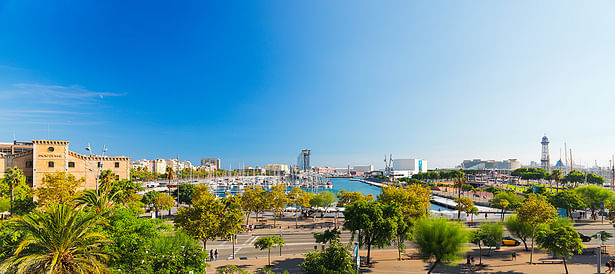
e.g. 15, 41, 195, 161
606, 259, 612, 274
215, 249, 219, 261
466, 255, 471, 268
210, 249, 214, 262
511, 251, 517, 261
470, 256, 476, 271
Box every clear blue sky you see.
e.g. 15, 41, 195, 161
1, 1, 615, 169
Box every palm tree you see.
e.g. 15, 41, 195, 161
0, 204, 114, 273
454, 177, 466, 220
3, 167, 26, 215
97, 170, 118, 194
73, 189, 118, 215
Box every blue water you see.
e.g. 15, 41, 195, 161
328, 178, 446, 211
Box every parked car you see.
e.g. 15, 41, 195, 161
502, 236, 521, 246
578, 233, 592, 242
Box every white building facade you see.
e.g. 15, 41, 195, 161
392, 158, 427, 178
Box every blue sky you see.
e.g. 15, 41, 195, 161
1, 1, 615, 169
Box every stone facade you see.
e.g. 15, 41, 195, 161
0, 140, 130, 190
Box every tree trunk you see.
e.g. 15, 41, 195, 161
521, 238, 529, 251
428, 259, 440, 273
529, 227, 536, 264
501, 208, 505, 221
273, 210, 277, 227
10, 187, 14, 215
295, 211, 299, 228
366, 240, 372, 265
246, 211, 251, 226
478, 244, 482, 265
563, 257, 568, 274
202, 239, 207, 251
268, 248, 271, 266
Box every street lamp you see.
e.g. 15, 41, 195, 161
85, 143, 107, 195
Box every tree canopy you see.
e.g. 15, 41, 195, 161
414, 218, 467, 273
516, 195, 557, 263
300, 239, 355, 274
35, 172, 84, 205
343, 200, 398, 265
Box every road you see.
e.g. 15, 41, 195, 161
201, 221, 615, 263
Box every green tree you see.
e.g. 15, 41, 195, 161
98, 169, 119, 193
241, 186, 266, 226
574, 185, 615, 216
343, 200, 397, 265
299, 240, 355, 274
314, 228, 341, 246
490, 191, 524, 221
505, 215, 532, 251
516, 195, 557, 264
101, 206, 162, 272
0, 204, 114, 273
287, 187, 313, 227
470, 222, 503, 265
175, 185, 242, 250
310, 191, 337, 218
454, 197, 474, 221
550, 169, 563, 192
548, 190, 585, 218
414, 218, 468, 273
74, 189, 117, 215
336, 189, 373, 207
254, 236, 285, 266
177, 183, 195, 205
35, 172, 84, 205
148, 230, 209, 273
142, 190, 161, 215
563, 170, 585, 187
535, 225, 583, 273
154, 192, 175, 218
266, 184, 289, 227
378, 184, 431, 260
1, 167, 26, 214
586, 173, 605, 185
217, 265, 250, 274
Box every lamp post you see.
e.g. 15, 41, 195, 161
598, 233, 602, 274
85, 143, 107, 195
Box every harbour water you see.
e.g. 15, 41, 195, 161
328, 177, 452, 212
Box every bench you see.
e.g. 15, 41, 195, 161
539, 259, 563, 264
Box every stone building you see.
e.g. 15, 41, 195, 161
0, 140, 130, 190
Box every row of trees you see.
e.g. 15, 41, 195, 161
511, 168, 605, 185
411, 170, 465, 181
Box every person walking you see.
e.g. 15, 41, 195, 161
210, 249, 214, 262
215, 249, 219, 261
470, 256, 476, 272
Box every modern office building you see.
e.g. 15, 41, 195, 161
200, 158, 220, 170
297, 149, 311, 171
461, 159, 521, 170
392, 158, 427, 178
0, 140, 130, 190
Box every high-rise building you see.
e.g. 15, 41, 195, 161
297, 149, 311, 171
541, 135, 550, 172
200, 158, 220, 170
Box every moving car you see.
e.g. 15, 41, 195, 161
502, 236, 521, 246
578, 233, 591, 242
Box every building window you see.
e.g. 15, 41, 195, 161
68, 162, 75, 168
115, 162, 120, 168
48, 147, 54, 152
48, 161, 54, 168
98, 162, 103, 168
25, 161, 33, 168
